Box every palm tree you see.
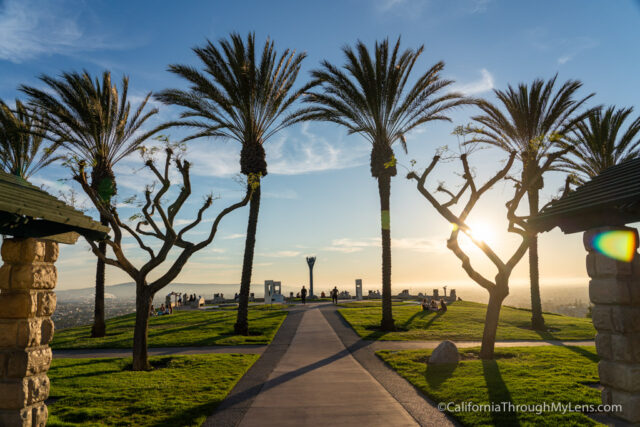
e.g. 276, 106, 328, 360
0, 99, 61, 179
470, 75, 593, 330
155, 33, 313, 335
305, 38, 466, 331
560, 106, 640, 183
21, 70, 165, 337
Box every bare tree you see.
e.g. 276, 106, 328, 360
73, 143, 252, 370
407, 143, 569, 359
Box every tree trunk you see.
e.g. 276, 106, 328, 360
235, 182, 261, 335
527, 188, 545, 330
480, 287, 507, 359
91, 214, 108, 338
377, 175, 395, 331
132, 285, 152, 371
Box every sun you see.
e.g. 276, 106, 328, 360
452, 220, 496, 246
468, 221, 494, 244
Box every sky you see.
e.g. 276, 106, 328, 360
1, 0, 639, 297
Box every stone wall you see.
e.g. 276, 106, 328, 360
0, 238, 58, 427
585, 226, 640, 423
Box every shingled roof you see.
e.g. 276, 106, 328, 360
531, 157, 640, 234
0, 171, 109, 243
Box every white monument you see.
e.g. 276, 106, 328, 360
264, 280, 284, 304
355, 279, 363, 300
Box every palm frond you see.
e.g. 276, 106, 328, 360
0, 99, 61, 179
20, 70, 163, 189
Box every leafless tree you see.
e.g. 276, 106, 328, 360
407, 145, 570, 359
73, 144, 252, 370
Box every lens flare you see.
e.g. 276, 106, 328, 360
591, 230, 637, 262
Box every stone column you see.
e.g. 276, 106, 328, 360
0, 238, 58, 427
585, 226, 640, 423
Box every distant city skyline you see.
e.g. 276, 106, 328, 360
1, 0, 639, 292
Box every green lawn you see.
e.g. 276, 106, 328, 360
339, 301, 595, 341
378, 346, 601, 426
52, 306, 287, 349
47, 354, 258, 426
337, 300, 414, 308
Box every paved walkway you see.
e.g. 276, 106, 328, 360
237, 308, 418, 426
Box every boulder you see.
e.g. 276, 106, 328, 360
429, 340, 460, 364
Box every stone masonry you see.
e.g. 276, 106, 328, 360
0, 238, 58, 427
585, 226, 640, 423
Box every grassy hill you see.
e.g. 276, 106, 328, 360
378, 346, 600, 426
48, 354, 258, 426
52, 305, 288, 349
339, 301, 595, 341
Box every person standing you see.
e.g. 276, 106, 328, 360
301, 286, 308, 305
331, 286, 339, 305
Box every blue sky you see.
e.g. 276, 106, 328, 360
1, 0, 639, 295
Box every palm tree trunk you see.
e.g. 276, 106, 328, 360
132, 284, 152, 371
480, 286, 507, 359
377, 175, 395, 331
235, 181, 261, 335
527, 189, 545, 330
90, 214, 108, 338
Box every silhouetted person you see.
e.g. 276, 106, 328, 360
331, 287, 339, 304
439, 299, 447, 313
421, 298, 429, 311
301, 286, 307, 304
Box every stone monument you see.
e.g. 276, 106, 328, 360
355, 279, 363, 300
306, 256, 316, 298
264, 280, 283, 304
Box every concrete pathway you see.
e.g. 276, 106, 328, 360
237, 308, 418, 427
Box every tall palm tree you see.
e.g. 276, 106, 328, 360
305, 38, 466, 331
470, 75, 593, 330
155, 33, 313, 335
21, 70, 165, 337
560, 106, 640, 183
0, 99, 61, 179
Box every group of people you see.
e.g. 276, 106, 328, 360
421, 298, 447, 313
297, 286, 340, 304
176, 293, 200, 305
150, 303, 173, 316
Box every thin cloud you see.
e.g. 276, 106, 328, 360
324, 236, 447, 253
182, 123, 368, 177
324, 238, 377, 253
557, 37, 599, 65
0, 0, 129, 63
451, 69, 495, 95
373, 0, 429, 17
467, 0, 491, 13
223, 233, 246, 240
267, 123, 369, 175
258, 250, 301, 258
526, 28, 598, 65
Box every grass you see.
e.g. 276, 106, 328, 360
337, 300, 414, 308
52, 305, 287, 349
377, 346, 601, 426
47, 354, 258, 426
339, 301, 595, 341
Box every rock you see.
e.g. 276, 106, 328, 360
429, 340, 460, 364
